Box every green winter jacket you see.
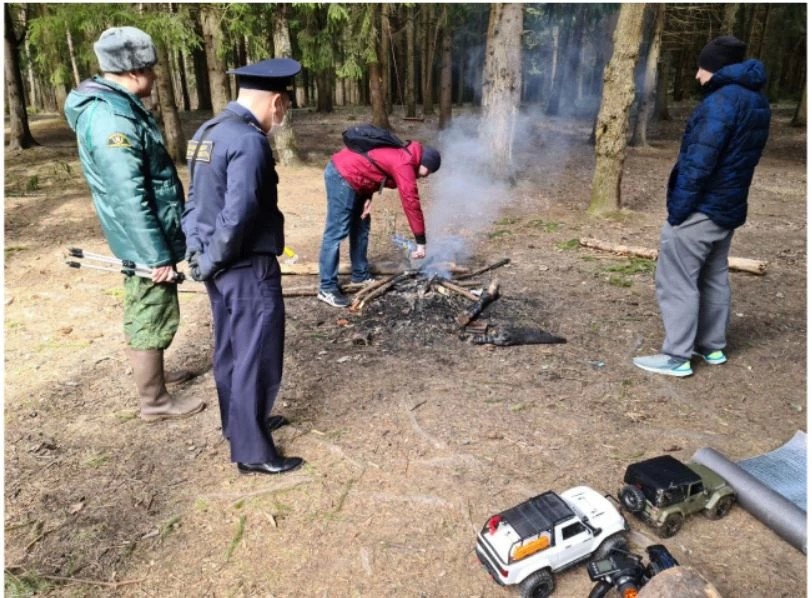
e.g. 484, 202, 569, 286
64, 76, 185, 266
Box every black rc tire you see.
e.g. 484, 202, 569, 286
593, 532, 629, 560
656, 513, 684, 538
704, 495, 735, 520
619, 485, 646, 513
520, 569, 555, 598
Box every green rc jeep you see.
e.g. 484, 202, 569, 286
618, 455, 736, 538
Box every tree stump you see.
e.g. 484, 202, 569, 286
638, 566, 722, 598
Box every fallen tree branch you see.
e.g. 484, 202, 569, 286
280, 263, 406, 276
351, 274, 401, 306
579, 238, 767, 275
453, 258, 510, 280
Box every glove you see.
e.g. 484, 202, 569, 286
410, 244, 426, 260
187, 252, 205, 282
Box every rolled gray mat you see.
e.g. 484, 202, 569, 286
691, 447, 806, 554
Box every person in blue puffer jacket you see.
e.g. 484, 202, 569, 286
633, 36, 771, 378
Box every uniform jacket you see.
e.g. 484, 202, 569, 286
64, 77, 186, 266
667, 59, 771, 228
181, 102, 284, 279
331, 141, 427, 243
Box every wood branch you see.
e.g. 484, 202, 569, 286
351, 274, 401, 305
435, 279, 478, 301
579, 238, 768, 275
453, 258, 510, 280
352, 272, 414, 312
456, 279, 500, 328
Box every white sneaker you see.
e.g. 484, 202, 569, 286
317, 289, 350, 308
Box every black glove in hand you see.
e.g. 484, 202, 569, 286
187, 252, 205, 282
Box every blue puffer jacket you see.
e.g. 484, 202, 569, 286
667, 59, 771, 228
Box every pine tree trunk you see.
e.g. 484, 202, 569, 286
200, 5, 231, 113
655, 51, 672, 121
792, 82, 806, 126
316, 70, 333, 113
546, 20, 572, 115
24, 37, 37, 111
191, 9, 212, 111
271, 4, 301, 166
588, 3, 646, 215
421, 4, 439, 116
66, 30, 80, 86
563, 7, 587, 107
438, 6, 452, 130
176, 50, 190, 111
406, 6, 417, 117
631, 4, 665, 147
722, 4, 739, 36
4, 4, 37, 149
153, 41, 186, 163
381, 4, 392, 114
480, 3, 523, 181
368, 5, 390, 129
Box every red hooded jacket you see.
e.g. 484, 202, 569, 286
331, 140, 426, 244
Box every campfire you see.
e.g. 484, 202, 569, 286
341, 257, 567, 348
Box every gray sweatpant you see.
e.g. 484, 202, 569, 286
655, 212, 734, 360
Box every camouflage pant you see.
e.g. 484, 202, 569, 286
123, 276, 180, 350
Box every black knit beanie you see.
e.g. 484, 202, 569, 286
420, 145, 441, 173
697, 36, 747, 73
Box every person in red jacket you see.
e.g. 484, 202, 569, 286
317, 140, 441, 307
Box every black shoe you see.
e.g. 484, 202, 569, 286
268, 415, 289, 431
237, 458, 303, 475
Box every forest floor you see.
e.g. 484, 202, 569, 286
4, 102, 807, 597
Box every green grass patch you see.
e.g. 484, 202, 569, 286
556, 239, 580, 251
4, 246, 27, 256
5, 570, 53, 596
487, 230, 513, 240
160, 514, 182, 540
527, 219, 562, 232
608, 275, 633, 288
495, 216, 521, 226
25, 176, 40, 192
603, 258, 655, 275
224, 515, 246, 561
82, 452, 110, 468
103, 287, 125, 299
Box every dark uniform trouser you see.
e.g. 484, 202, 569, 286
655, 212, 734, 361
204, 255, 285, 463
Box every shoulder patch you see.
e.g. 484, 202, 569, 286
186, 140, 213, 163
106, 132, 132, 148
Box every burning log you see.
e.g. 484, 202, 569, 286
470, 326, 566, 346
456, 280, 500, 328
454, 258, 510, 281
578, 238, 767, 275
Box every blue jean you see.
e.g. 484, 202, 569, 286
318, 161, 371, 292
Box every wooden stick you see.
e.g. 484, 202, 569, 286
435, 279, 478, 301
352, 272, 414, 312
456, 279, 500, 327
453, 258, 511, 281
578, 238, 768, 275
351, 274, 400, 305
35, 574, 145, 588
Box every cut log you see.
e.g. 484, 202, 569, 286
456, 280, 500, 328
579, 238, 767, 275
638, 566, 722, 598
351, 272, 414, 312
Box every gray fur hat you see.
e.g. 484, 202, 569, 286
93, 26, 157, 73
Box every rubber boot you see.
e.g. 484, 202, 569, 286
128, 349, 205, 422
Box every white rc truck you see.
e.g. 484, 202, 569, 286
475, 486, 628, 598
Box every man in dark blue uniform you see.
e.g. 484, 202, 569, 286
182, 58, 303, 475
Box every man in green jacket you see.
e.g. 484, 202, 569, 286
64, 26, 204, 421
